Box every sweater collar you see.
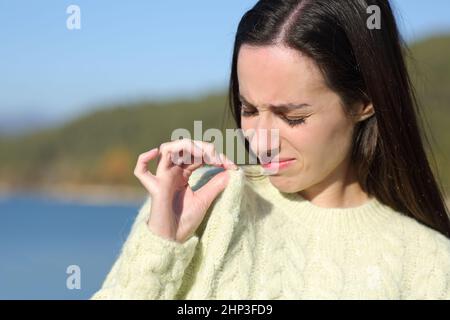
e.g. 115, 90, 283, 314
239, 164, 400, 234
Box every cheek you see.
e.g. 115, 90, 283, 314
240, 117, 256, 143
241, 114, 260, 132
240, 117, 252, 131
287, 116, 353, 168
307, 116, 354, 168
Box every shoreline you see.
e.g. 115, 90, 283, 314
1, 182, 449, 209
0, 183, 148, 206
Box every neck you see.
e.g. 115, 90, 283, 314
240, 165, 397, 234
298, 159, 370, 209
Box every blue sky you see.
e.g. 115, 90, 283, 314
1, 0, 450, 127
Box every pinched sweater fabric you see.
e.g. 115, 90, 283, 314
91, 165, 450, 300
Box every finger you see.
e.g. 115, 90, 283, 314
157, 140, 204, 174
134, 148, 159, 176
192, 140, 238, 170
191, 141, 218, 167
218, 152, 239, 170
194, 170, 230, 209
134, 148, 159, 192
157, 139, 217, 171
157, 139, 238, 174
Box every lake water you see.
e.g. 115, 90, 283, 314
0, 193, 145, 299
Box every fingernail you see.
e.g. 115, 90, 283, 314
215, 154, 224, 165
228, 161, 238, 170
228, 160, 238, 170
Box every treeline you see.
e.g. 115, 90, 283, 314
0, 93, 236, 188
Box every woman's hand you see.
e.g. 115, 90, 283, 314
133, 139, 238, 243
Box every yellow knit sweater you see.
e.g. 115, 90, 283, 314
91, 165, 450, 300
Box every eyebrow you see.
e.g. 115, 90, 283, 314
239, 94, 311, 111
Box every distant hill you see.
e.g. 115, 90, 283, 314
0, 93, 236, 189
0, 34, 449, 195
408, 35, 450, 192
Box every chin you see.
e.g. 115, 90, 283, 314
268, 176, 302, 193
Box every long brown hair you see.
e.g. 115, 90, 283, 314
227, 0, 450, 238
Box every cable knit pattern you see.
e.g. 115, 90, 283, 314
90, 195, 199, 299
91, 165, 450, 300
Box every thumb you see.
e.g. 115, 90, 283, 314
194, 170, 230, 209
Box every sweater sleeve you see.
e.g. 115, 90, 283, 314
90, 195, 200, 300
89, 167, 221, 300
402, 227, 450, 300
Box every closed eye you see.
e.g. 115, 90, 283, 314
240, 105, 258, 117
240, 104, 308, 127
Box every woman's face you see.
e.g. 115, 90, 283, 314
238, 44, 372, 194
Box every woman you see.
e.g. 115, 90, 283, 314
92, 0, 450, 299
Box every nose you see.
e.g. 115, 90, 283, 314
246, 116, 280, 162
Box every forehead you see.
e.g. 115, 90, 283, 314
237, 44, 326, 104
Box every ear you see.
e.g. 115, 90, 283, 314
353, 102, 375, 122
